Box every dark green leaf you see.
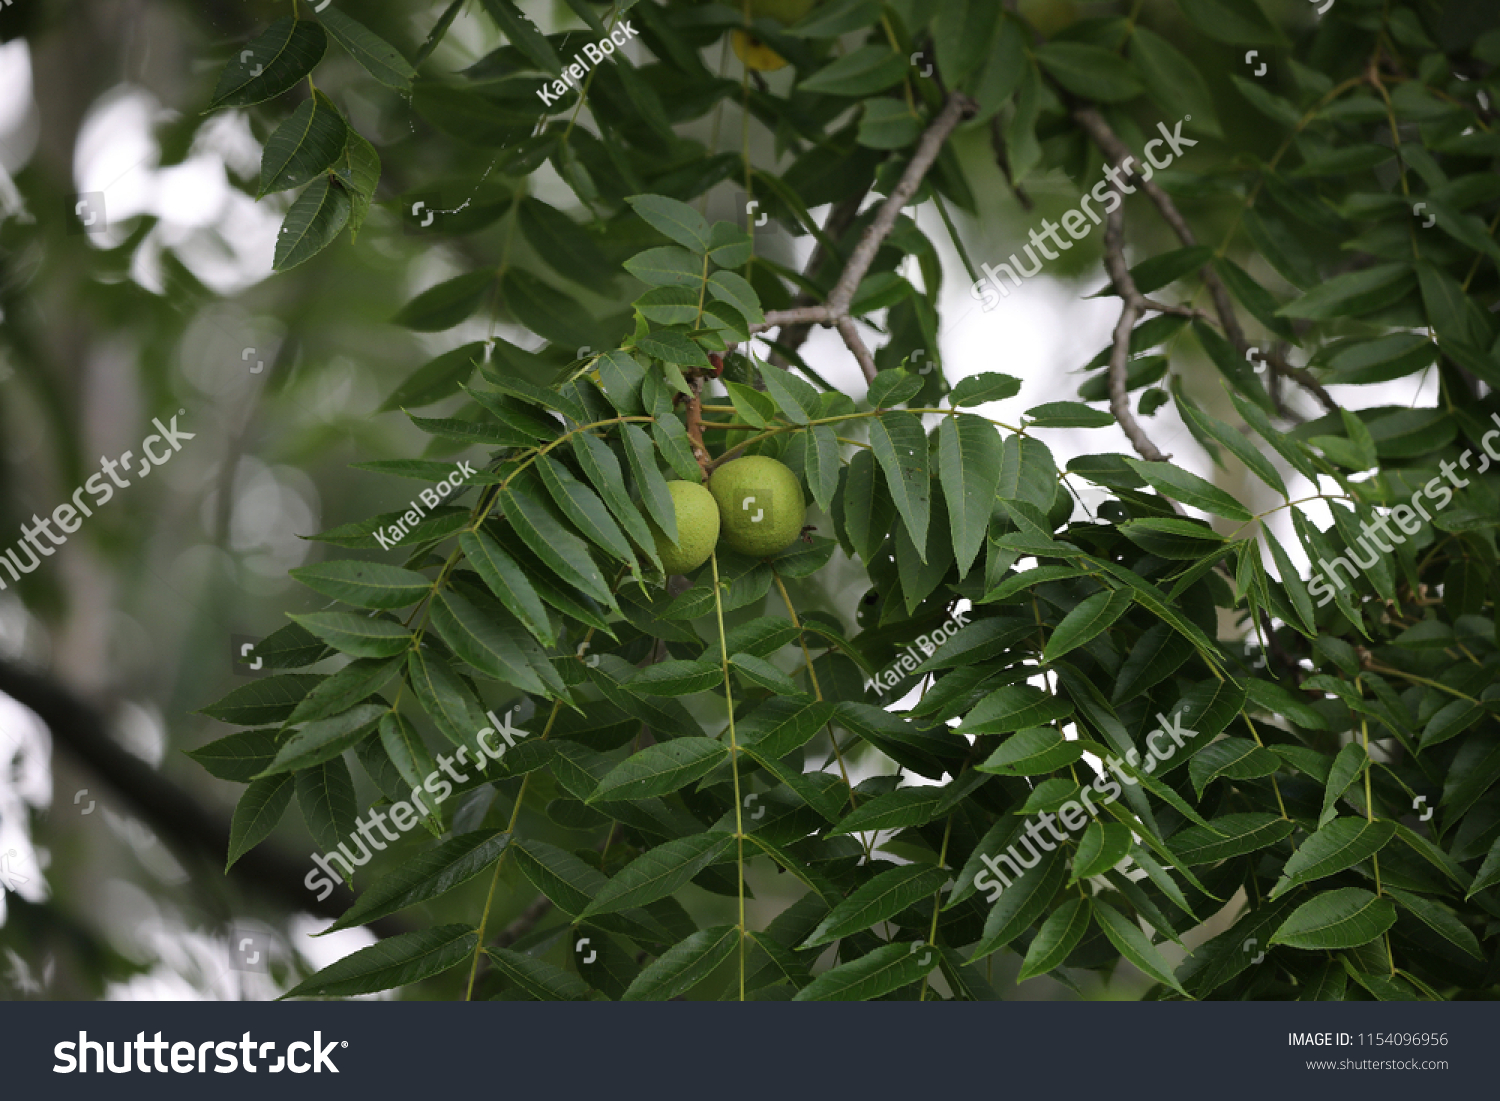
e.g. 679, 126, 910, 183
792, 942, 936, 1000
580, 832, 735, 918
274, 176, 351, 271
803, 865, 949, 948
210, 19, 327, 110
1270, 888, 1397, 950
186, 729, 281, 783
1035, 43, 1143, 102
260, 91, 347, 196
459, 530, 555, 647
226, 774, 294, 871
627, 193, 712, 253
1043, 588, 1133, 663
591, 738, 727, 803
283, 925, 476, 997
263, 702, 385, 775
291, 611, 411, 659
324, 830, 511, 933
321, 8, 416, 89
296, 757, 357, 854
291, 559, 432, 610
869, 411, 931, 554
1017, 896, 1092, 981
622, 926, 739, 1000
393, 271, 495, 331
1092, 898, 1187, 993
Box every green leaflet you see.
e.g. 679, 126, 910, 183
1270, 888, 1398, 951
282, 926, 477, 998
320, 8, 416, 90
486, 948, 590, 1001
1270, 818, 1396, 897
322, 831, 511, 933
290, 559, 432, 610
802, 865, 949, 948
792, 942, 936, 1000
622, 926, 740, 1000
226, 774, 294, 871
590, 739, 728, 802
210, 18, 327, 110
868, 411, 931, 554
1092, 898, 1187, 994
1018, 897, 1092, 982
259, 91, 347, 197
579, 832, 736, 918
937, 414, 1003, 578
1042, 588, 1133, 663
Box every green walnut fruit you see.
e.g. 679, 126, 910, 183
650, 480, 721, 575
709, 455, 806, 557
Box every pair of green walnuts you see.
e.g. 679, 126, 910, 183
650, 455, 806, 574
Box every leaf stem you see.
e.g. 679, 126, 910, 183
918, 813, 955, 1001
710, 551, 748, 1001
771, 571, 865, 828
1239, 711, 1289, 820
463, 697, 563, 1000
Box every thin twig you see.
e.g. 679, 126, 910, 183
829, 94, 975, 316
769, 192, 866, 373
749, 92, 977, 384
1141, 297, 1207, 319
835, 316, 879, 382
1072, 105, 1338, 417
758, 305, 833, 330
1100, 193, 1170, 464
684, 377, 713, 478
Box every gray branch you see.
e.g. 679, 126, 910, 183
751, 93, 977, 384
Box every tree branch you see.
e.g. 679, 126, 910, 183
684, 376, 713, 478
1099, 199, 1170, 464
749, 92, 977, 384
826, 93, 975, 318
1071, 105, 1338, 418
0, 656, 406, 938
835, 317, 879, 383
768, 192, 866, 372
